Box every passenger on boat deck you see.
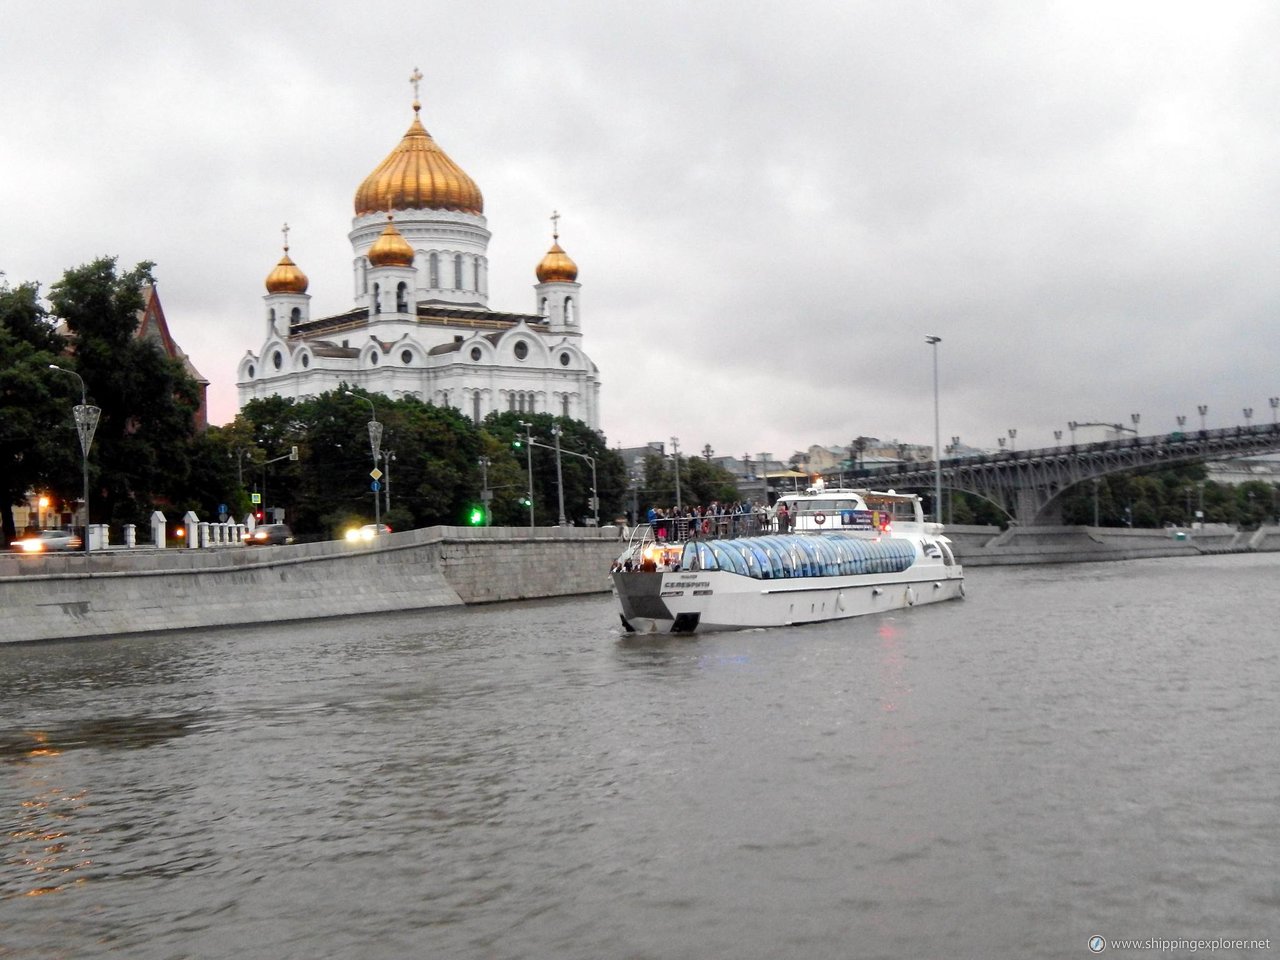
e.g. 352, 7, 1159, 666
777, 504, 790, 533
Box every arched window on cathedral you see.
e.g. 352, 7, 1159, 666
454, 254, 464, 290
475, 256, 485, 295
429, 253, 440, 288
472, 392, 481, 423
373, 283, 381, 314
507, 393, 515, 412
269, 308, 276, 327
539, 297, 548, 318
396, 282, 408, 313
290, 307, 301, 326
562, 395, 570, 418
564, 297, 576, 325
358, 258, 368, 294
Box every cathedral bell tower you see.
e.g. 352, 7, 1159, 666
365, 214, 418, 316
534, 211, 581, 337
263, 223, 310, 337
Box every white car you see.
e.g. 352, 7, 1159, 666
345, 523, 392, 542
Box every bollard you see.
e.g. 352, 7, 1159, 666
151, 511, 167, 548
124, 524, 136, 548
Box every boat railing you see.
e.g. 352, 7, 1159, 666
637, 513, 774, 545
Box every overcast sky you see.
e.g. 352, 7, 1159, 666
4, 1, 1278, 461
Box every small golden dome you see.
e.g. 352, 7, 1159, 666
367, 215, 415, 267
354, 104, 483, 216
536, 239, 578, 284
265, 247, 309, 294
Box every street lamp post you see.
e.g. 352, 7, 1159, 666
1054, 430, 1062, 445
670, 437, 683, 512
926, 336, 942, 523
383, 450, 395, 513
49, 365, 99, 555
1068, 420, 1078, 445
518, 420, 534, 529
551, 424, 567, 526
1007, 427, 1016, 452
1176, 415, 1186, 433
1243, 407, 1254, 429
345, 391, 382, 535
1198, 404, 1208, 432
1130, 413, 1140, 435
478, 456, 491, 526
1270, 397, 1279, 424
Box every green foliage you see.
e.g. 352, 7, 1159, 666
0, 279, 76, 542
638, 448, 741, 511
46, 257, 201, 526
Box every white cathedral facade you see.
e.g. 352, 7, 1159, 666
237, 77, 600, 428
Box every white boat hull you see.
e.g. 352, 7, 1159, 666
613, 565, 965, 634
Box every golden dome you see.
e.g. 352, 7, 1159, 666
265, 247, 309, 294
367, 215, 415, 267
536, 238, 578, 284
354, 104, 483, 216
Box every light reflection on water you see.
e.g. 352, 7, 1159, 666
1, 553, 1278, 959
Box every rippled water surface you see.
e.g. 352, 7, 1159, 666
3, 554, 1278, 958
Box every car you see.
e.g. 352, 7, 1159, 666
344, 523, 392, 542
243, 523, 294, 545
9, 529, 83, 553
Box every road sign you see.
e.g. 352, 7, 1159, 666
370, 468, 384, 481
217, 503, 228, 515
371, 480, 382, 492
250, 493, 262, 505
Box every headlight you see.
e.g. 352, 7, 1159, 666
21, 540, 44, 553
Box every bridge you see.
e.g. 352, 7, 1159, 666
830, 424, 1280, 525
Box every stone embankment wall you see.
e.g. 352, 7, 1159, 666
0, 526, 624, 645
947, 523, 1280, 566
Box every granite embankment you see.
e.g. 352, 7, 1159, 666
947, 522, 1280, 565
5, 523, 1279, 644
0, 525, 624, 644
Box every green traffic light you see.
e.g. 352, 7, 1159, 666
468, 506, 485, 525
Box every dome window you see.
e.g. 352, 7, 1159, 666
559, 352, 571, 367
470, 346, 482, 361
370, 351, 379, 365
401, 349, 413, 365
513, 340, 529, 361
247, 364, 255, 378
301, 354, 310, 368
272, 351, 283, 370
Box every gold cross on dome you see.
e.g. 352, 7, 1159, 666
281, 222, 290, 252
550, 209, 560, 240
410, 67, 423, 103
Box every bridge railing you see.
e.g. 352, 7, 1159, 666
832, 421, 1280, 484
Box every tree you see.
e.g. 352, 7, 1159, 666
0, 279, 76, 544
47, 257, 201, 526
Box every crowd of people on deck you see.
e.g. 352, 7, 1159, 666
643, 500, 779, 541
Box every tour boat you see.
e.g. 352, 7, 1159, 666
612, 484, 964, 633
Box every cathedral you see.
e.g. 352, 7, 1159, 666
237, 72, 600, 428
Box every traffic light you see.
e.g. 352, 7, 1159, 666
519, 496, 532, 509
255, 510, 264, 522
467, 505, 485, 526
511, 437, 523, 451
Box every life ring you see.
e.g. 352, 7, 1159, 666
814, 512, 826, 525
701, 519, 711, 535
905, 586, 916, 606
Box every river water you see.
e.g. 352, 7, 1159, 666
2, 553, 1278, 959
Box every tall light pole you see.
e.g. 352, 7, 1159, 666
1270, 397, 1279, 424
1176, 415, 1186, 434
49, 365, 99, 555
1243, 407, 1254, 429
1007, 427, 1017, 452
926, 336, 942, 523
345, 391, 381, 535
1068, 420, 1078, 445
1130, 413, 1140, 436
1198, 404, 1208, 432
670, 437, 683, 511
518, 420, 534, 529
551, 424, 567, 525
